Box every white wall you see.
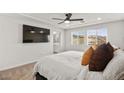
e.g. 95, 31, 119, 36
107, 21, 124, 48
65, 21, 124, 51
0, 14, 65, 71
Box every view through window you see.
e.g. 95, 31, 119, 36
71, 31, 85, 45
71, 28, 107, 46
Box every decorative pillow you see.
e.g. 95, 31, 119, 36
112, 45, 120, 51
107, 42, 114, 53
81, 47, 94, 65
89, 42, 114, 71
103, 49, 124, 79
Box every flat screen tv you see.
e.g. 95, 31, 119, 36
23, 24, 50, 43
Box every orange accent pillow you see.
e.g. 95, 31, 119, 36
81, 47, 94, 65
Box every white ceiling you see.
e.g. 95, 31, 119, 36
21, 13, 124, 29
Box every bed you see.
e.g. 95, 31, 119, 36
33, 50, 124, 80
33, 51, 103, 80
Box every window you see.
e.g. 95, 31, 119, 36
97, 28, 107, 45
87, 29, 97, 45
87, 28, 107, 46
71, 31, 85, 45
71, 27, 107, 46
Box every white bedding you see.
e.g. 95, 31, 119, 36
34, 51, 104, 80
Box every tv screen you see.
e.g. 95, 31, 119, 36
23, 25, 50, 43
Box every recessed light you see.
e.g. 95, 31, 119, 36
53, 32, 57, 34
97, 17, 102, 21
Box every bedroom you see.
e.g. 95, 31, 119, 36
0, 13, 124, 80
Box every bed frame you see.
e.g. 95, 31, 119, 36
35, 72, 124, 80
35, 72, 47, 80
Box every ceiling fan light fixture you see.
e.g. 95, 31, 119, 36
64, 20, 70, 24
52, 13, 84, 24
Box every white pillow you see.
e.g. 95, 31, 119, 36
112, 45, 119, 49
103, 49, 124, 80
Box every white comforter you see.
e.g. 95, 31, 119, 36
34, 51, 103, 80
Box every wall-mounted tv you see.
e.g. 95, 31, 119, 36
23, 24, 50, 43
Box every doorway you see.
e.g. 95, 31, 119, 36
53, 31, 61, 53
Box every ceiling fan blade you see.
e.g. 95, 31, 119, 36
58, 21, 64, 24
52, 18, 64, 20
70, 19, 84, 21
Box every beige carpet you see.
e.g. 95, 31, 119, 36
0, 62, 36, 80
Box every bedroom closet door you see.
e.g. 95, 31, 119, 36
53, 31, 61, 53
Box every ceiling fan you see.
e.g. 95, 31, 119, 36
52, 13, 84, 24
